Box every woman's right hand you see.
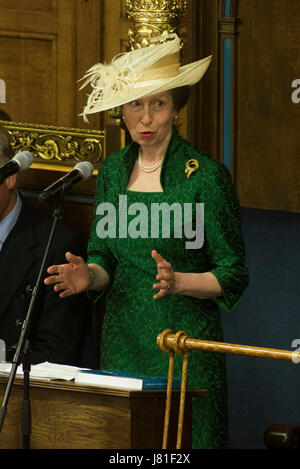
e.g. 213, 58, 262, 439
44, 251, 92, 298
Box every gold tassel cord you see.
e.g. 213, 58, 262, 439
176, 350, 189, 449
162, 350, 175, 449
158, 329, 191, 450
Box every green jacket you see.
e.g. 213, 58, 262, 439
88, 127, 249, 312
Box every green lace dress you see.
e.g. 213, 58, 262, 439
87, 128, 249, 449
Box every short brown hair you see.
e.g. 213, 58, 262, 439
171, 86, 190, 111
0, 125, 14, 166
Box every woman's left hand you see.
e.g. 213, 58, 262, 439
151, 250, 179, 299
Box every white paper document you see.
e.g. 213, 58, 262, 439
0, 361, 89, 381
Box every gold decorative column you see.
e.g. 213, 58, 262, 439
126, 0, 188, 50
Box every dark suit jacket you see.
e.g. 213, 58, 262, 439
0, 199, 96, 367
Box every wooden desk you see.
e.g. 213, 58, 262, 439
0, 377, 206, 449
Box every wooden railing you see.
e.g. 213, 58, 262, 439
157, 329, 300, 449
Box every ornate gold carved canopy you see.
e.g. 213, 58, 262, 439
126, 0, 188, 49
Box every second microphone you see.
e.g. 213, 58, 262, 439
38, 161, 94, 202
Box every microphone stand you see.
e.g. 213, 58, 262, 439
0, 192, 65, 448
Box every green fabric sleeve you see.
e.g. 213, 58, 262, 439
87, 164, 117, 303
200, 161, 249, 312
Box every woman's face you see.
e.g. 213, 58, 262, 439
122, 91, 176, 152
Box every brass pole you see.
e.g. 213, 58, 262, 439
157, 330, 300, 362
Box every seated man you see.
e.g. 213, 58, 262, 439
0, 125, 96, 367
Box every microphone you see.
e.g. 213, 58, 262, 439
0, 151, 34, 184
38, 161, 94, 202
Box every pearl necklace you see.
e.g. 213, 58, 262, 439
138, 152, 163, 173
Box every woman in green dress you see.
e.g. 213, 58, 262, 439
45, 34, 249, 449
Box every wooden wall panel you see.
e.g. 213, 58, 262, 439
0, 0, 70, 125
74, 0, 103, 131
101, 0, 130, 131
0, 34, 56, 124
191, 0, 300, 213
235, 0, 300, 212
0, 0, 105, 130
188, 0, 219, 156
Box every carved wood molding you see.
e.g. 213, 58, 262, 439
218, 17, 240, 35
0, 119, 105, 170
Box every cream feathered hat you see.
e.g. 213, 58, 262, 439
80, 34, 212, 122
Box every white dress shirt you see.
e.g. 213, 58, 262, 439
0, 192, 22, 251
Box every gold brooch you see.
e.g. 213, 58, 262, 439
185, 159, 199, 179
